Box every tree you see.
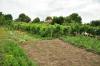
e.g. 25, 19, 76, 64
0, 12, 2, 16
70, 13, 82, 23
65, 13, 82, 24
45, 16, 52, 22
52, 16, 57, 24
16, 13, 31, 22
32, 17, 40, 23
52, 16, 64, 25
64, 16, 71, 23
5, 14, 13, 20
25, 16, 31, 22
58, 16, 64, 24
90, 20, 100, 26
4, 14, 13, 25
0, 12, 5, 25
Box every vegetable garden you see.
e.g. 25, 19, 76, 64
12, 22, 100, 38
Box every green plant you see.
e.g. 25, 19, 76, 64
60, 35, 100, 54
0, 40, 37, 66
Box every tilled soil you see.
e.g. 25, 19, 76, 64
21, 39, 100, 66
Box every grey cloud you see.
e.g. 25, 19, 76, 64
0, 0, 100, 23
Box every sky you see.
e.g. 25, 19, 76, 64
0, 0, 100, 23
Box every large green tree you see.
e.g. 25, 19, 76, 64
45, 16, 52, 22
52, 16, 64, 25
0, 12, 5, 25
32, 17, 40, 23
90, 20, 100, 26
4, 14, 13, 25
16, 13, 31, 22
5, 14, 13, 20
65, 13, 82, 24
0, 12, 13, 25
0, 12, 2, 16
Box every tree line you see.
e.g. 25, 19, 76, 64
0, 12, 100, 26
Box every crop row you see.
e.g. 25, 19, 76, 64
12, 22, 100, 37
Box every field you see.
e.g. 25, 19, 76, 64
0, 1, 100, 65
0, 22, 100, 66
21, 39, 100, 66
0, 27, 38, 66
60, 35, 100, 54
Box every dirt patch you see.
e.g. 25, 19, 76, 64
21, 39, 100, 66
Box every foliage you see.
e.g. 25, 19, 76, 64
90, 20, 100, 26
4, 14, 13, 25
12, 22, 100, 38
0, 12, 6, 25
0, 40, 37, 66
32, 17, 40, 23
0, 12, 13, 25
15, 13, 31, 22
13, 22, 70, 37
65, 13, 82, 24
52, 16, 64, 25
0, 27, 40, 66
45, 16, 52, 22
4, 14, 13, 20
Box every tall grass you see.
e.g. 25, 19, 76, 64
60, 35, 100, 54
0, 39, 37, 66
0, 27, 37, 66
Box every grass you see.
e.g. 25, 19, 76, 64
8, 30, 41, 43
0, 40, 37, 66
7, 30, 54, 43
1, 25, 100, 66
60, 35, 100, 54
0, 27, 55, 66
0, 27, 38, 66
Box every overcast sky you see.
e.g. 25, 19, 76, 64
0, 0, 100, 23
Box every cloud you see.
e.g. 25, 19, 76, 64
0, 0, 100, 23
